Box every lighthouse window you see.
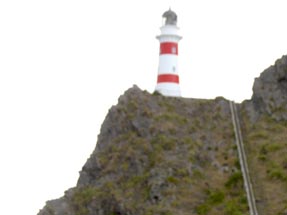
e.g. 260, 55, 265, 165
172, 47, 177, 54
172, 66, 176, 72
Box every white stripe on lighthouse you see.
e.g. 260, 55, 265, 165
158, 55, 178, 74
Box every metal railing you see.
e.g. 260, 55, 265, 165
229, 101, 258, 215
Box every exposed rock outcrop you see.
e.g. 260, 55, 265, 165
38, 55, 287, 215
252, 55, 287, 121
39, 86, 245, 215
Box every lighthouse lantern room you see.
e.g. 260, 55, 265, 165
155, 9, 182, 97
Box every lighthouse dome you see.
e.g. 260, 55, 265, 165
162, 9, 177, 25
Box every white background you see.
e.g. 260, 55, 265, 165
0, 1, 287, 214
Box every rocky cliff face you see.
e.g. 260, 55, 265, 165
252, 55, 287, 121
38, 55, 287, 215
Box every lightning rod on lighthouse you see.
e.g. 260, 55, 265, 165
155, 9, 182, 97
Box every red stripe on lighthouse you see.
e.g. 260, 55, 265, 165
160, 42, 178, 55
157, 74, 179, 83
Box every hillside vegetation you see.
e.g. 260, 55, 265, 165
241, 106, 287, 215
38, 55, 287, 215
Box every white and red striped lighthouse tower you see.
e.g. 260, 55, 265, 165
155, 9, 182, 97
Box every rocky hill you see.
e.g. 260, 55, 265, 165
38, 55, 287, 215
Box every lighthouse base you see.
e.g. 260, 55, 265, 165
155, 83, 181, 97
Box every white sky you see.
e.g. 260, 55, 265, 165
0, 1, 287, 214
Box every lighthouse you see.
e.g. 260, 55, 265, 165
155, 9, 182, 97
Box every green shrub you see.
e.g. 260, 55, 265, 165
267, 143, 283, 152
234, 159, 241, 169
258, 154, 267, 161
267, 169, 287, 181
249, 131, 268, 140
196, 203, 210, 215
166, 176, 179, 184
194, 189, 225, 214
152, 90, 161, 96
225, 172, 243, 188
224, 200, 244, 215
207, 190, 225, 204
